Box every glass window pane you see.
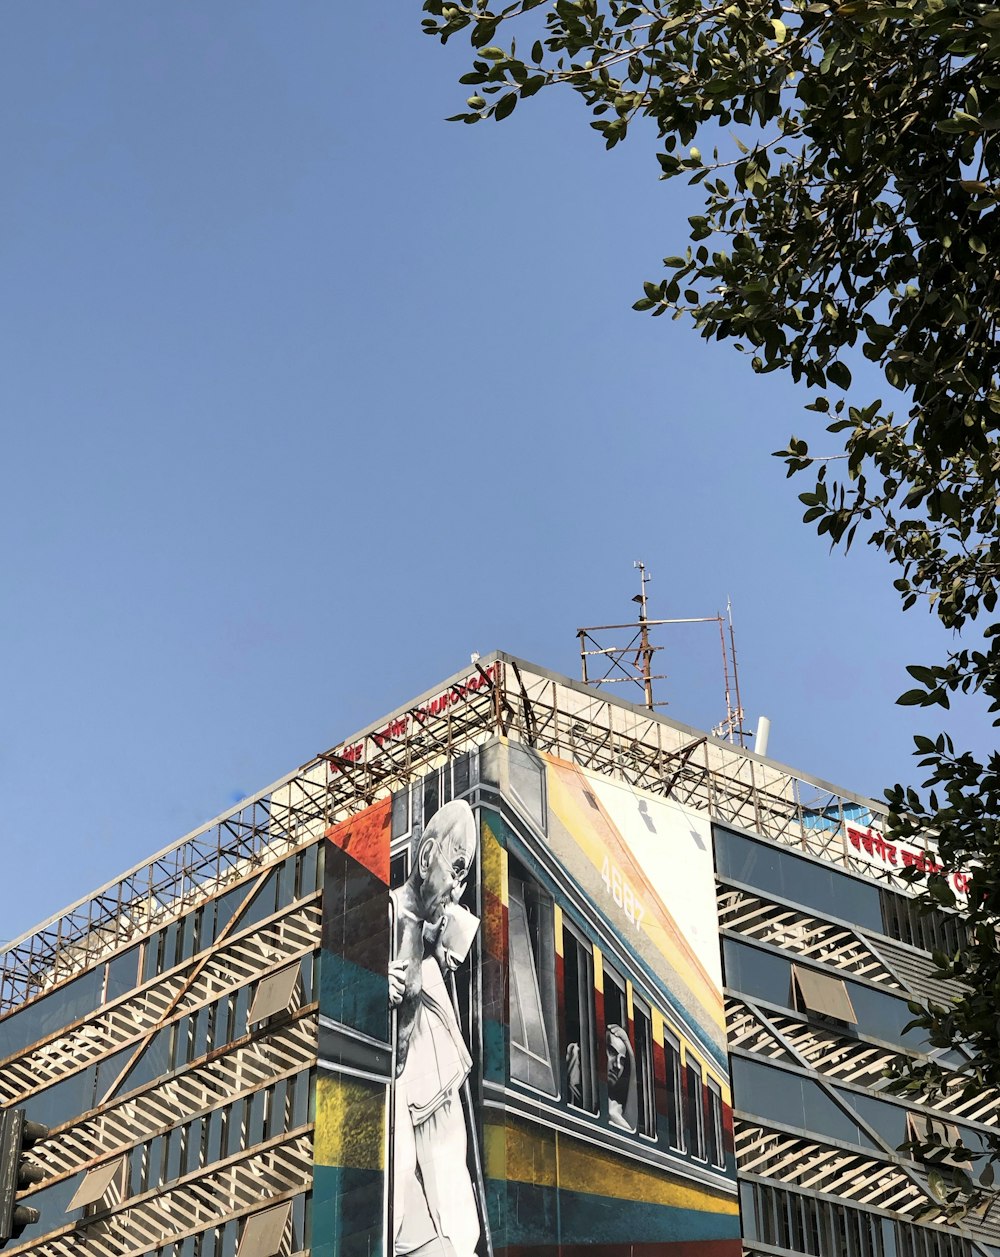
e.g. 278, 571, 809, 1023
205, 1108, 223, 1166
291, 1069, 312, 1129
276, 855, 295, 910
563, 928, 597, 1113
663, 1027, 683, 1149
143, 932, 163, 982
633, 999, 657, 1138
248, 1089, 266, 1146
164, 1129, 182, 1184
706, 1081, 724, 1166
234, 868, 279, 934
105, 946, 140, 1002
182, 909, 201, 964
117, 1024, 173, 1097
163, 921, 182, 971
0, 967, 105, 1061
212, 883, 249, 942
685, 1061, 705, 1159
508, 876, 557, 1094
722, 938, 792, 1005
731, 1057, 876, 1149
28, 1065, 98, 1131
715, 827, 882, 931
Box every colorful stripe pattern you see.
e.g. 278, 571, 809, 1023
313, 747, 741, 1257
484, 1115, 741, 1252
314, 799, 392, 1257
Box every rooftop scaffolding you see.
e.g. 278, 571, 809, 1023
0, 652, 920, 1016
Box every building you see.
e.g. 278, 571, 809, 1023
0, 652, 992, 1257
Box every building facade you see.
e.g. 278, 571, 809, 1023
0, 653, 991, 1257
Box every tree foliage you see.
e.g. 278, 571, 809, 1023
422, 0, 1000, 1202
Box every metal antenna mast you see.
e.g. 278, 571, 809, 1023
634, 560, 655, 712
576, 566, 750, 744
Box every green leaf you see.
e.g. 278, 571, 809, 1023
494, 92, 518, 120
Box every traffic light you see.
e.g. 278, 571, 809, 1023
0, 1109, 49, 1246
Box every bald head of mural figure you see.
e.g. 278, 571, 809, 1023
411, 800, 477, 926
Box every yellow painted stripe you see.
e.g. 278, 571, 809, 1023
557, 1138, 738, 1214
314, 1072, 386, 1171
485, 1118, 738, 1216
482, 819, 507, 908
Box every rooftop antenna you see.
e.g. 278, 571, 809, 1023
633, 560, 655, 711
577, 562, 669, 712
577, 567, 750, 745
711, 598, 747, 745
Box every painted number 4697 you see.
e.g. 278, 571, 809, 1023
600, 856, 645, 930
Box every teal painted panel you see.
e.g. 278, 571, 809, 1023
482, 1018, 508, 1084
319, 949, 389, 1043
312, 1164, 385, 1257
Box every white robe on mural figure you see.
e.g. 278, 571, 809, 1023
389, 800, 482, 1257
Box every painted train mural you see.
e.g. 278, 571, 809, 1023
313, 738, 740, 1257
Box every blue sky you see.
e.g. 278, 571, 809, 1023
0, 4, 990, 942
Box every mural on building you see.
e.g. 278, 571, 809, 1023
389, 798, 485, 1257
314, 739, 741, 1257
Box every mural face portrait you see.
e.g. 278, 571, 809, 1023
607, 1026, 627, 1090
605, 1023, 637, 1132
417, 804, 476, 920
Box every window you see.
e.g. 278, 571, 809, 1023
880, 890, 967, 956
563, 925, 598, 1113
105, 945, 140, 1002
791, 964, 858, 1024
706, 1079, 724, 1167
602, 964, 636, 1132
746, 1182, 898, 1257
906, 1111, 965, 1168
389, 851, 409, 890
508, 872, 558, 1095
68, 1155, 127, 1212
237, 1201, 292, 1257
632, 996, 657, 1138
248, 964, 299, 1024
685, 1058, 706, 1160
731, 1056, 876, 1149
715, 827, 884, 931
663, 1025, 684, 1150
0, 966, 105, 1063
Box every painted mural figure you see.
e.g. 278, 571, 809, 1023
388, 799, 484, 1257
605, 1024, 638, 1131
566, 1026, 638, 1130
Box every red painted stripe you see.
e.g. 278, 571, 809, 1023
324, 797, 391, 883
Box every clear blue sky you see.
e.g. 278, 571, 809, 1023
0, 4, 989, 942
